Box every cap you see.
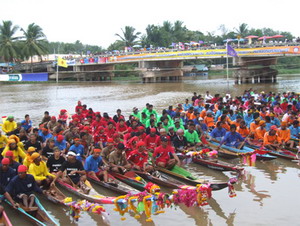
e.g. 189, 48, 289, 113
270, 125, 278, 131
5, 151, 13, 157
161, 136, 168, 142
113, 133, 120, 138
7, 139, 16, 144
31, 152, 40, 161
27, 147, 36, 153
281, 121, 288, 126
198, 117, 204, 121
7, 116, 14, 119
1, 158, 10, 165
67, 151, 77, 157
269, 113, 275, 117
94, 148, 101, 153
73, 118, 80, 122
107, 138, 114, 143
168, 126, 174, 130
137, 141, 146, 147
98, 126, 104, 131
150, 128, 156, 133
259, 120, 266, 126
60, 109, 67, 113
133, 107, 138, 111
74, 138, 81, 141
138, 126, 144, 130
174, 118, 180, 123
18, 165, 27, 173
51, 116, 56, 120
83, 126, 90, 131
57, 135, 64, 142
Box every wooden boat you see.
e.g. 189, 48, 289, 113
134, 170, 185, 189
56, 179, 115, 204
4, 196, 58, 226
43, 185, 67, 205
207, 142, 241, 159
209, 141, 277, 161
109, 171, 147, 191
0, 210, 12, 226
157, 165, 231, 191
192, 155, 244, 171
87, 174, 140, 195
246, 143, 298, 160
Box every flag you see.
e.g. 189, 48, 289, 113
226, 43, 238, 57
57, 57, 68, 68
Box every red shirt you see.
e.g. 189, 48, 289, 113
145, 134, 158, 149
91, 120, 103, 130
127, 127, 139, 133
155, 135, 171, 147
116, 123, 128, 133
153, 145, 175, 163
127, 150, 148, 168
105, 127, 116, 138
93, 132, 107, 144
75, 105, 83, 113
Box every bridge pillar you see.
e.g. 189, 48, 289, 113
139, 60, 183, 83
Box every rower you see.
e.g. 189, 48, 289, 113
23, 146, 37, 168
250, 117, 261, 133
100, 138, 116, 166
41, 138, 55, 161
253, 120, 267, 142
28, 153, 55, 188
144, 128, 159, 153
69, 138, 85, 162
46, 147, 65, 174
172, 129, 188, 153
218, 124, 245, 149
2, 139, 26, 163
209, 122, 226, 142
277, 122, 293, 148
109, 143, 131, 174
0, 158, 16, 188
53, 151, 88, 191
184, 123, 201, 148
237, 120, 250, 138
84, 148, 108, 183
0, 183, 18, 215
289, 120, 300, 140
127, 141, 154, 173
263, 125, 281, 151
0, 131, 8, 153
4, 151, 20, 173
6, 165, 45, 208
152, 136, 180, 169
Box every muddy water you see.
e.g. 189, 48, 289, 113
1, 75, 300, 225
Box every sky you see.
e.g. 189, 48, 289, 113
1, 0, 299, 48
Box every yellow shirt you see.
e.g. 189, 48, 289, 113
2, 146, 26, 163
0, 135, 8, 149
28, 161, 55, 181
2, 121, 17, 134
23, 155, 32, 168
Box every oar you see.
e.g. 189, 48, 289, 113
237, 132, 252, 150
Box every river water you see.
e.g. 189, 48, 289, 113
1, 75, 300, 226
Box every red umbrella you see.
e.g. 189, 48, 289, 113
258, 36, 272, 40
271, 35, 284, 38
245, 35, 259, 39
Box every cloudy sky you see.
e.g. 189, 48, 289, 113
1, 0, 299, 48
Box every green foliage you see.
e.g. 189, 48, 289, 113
115, 26, 141, 48
114, 63, 138, 77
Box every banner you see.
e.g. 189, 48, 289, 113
0, 73, 48, 82
108, 46, 300, 62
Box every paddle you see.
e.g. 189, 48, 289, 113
237, 132, 252, 150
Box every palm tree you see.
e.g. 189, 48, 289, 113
0, 20, 20, 69
21, 23, 48, 72
115, 26, 141, 47
234, 23, 249, 47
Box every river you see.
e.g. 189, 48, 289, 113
1, 74, 300, 225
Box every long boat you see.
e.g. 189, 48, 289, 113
157, 165, 231, 191
207, 142, 242, 159
134, 170, 185, 189
0, 210, 12, 226
4, 196, 58, 226
87, 174, 140, 195
192, 155, 244, 171
56, 179, 115, 204
246, 143, 298, 160
43, 185, 67, 205
209, 141, 277, 161
109, 171, 147, 191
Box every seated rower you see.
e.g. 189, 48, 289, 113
184, 123, 201, 148
84, 148, 108, 183
172, 129, 189, 153
209, 122, 226, 142
46, 147, 65, 175
100, 138, 116, 166
53, 151, 88, 192
0, 184, 18, 215
0, 158, 16, 188
237, 120, 250, 138
6, 165, 45, 208
253, 120, 266, 142
152, 136, 180, 169
277, 122, 293, 148
218, 124, 245, 149
127, 141, 154, 173
263, 126, 281, 151
28, 153, 55, 189
23, 146, 37, 168
109, 143, 131, 174
4, 151, 20, 173
2, 139, 26, 163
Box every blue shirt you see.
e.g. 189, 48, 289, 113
265, 122, 272, 131
183, 103, 192, 111
54, 137, 67, 151
289, 125, 300, 139
20, 120, 32, 130
214, 110, 222, 122
6, 174, 42, 196
84, 155, 103, 173
0, 166, 16, 188
244, 114, 254, 127
271, 117, 281, 127
38, 131, 53, 142
69, 144, 85, 161
210, 127, 226, 139
221, 131, 244, 147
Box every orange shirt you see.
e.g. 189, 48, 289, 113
186, 112, 197, 120
254, 127, 266, 140
200, 110, 207, 119
221, 123, 230, 131
263, 132, 281, 145
237, 126, 250, 138
277, 128, 291, 143
204, 116, 214, 127
231, 121, 240, 128
260, 112, 267, 119
218, 116, 232, 125
250, 122, 260, 133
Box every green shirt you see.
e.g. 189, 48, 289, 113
184, 130, 200, 143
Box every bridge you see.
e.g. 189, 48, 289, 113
46, 45, 300, 83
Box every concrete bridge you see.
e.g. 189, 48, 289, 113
46, 45, 300, 83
